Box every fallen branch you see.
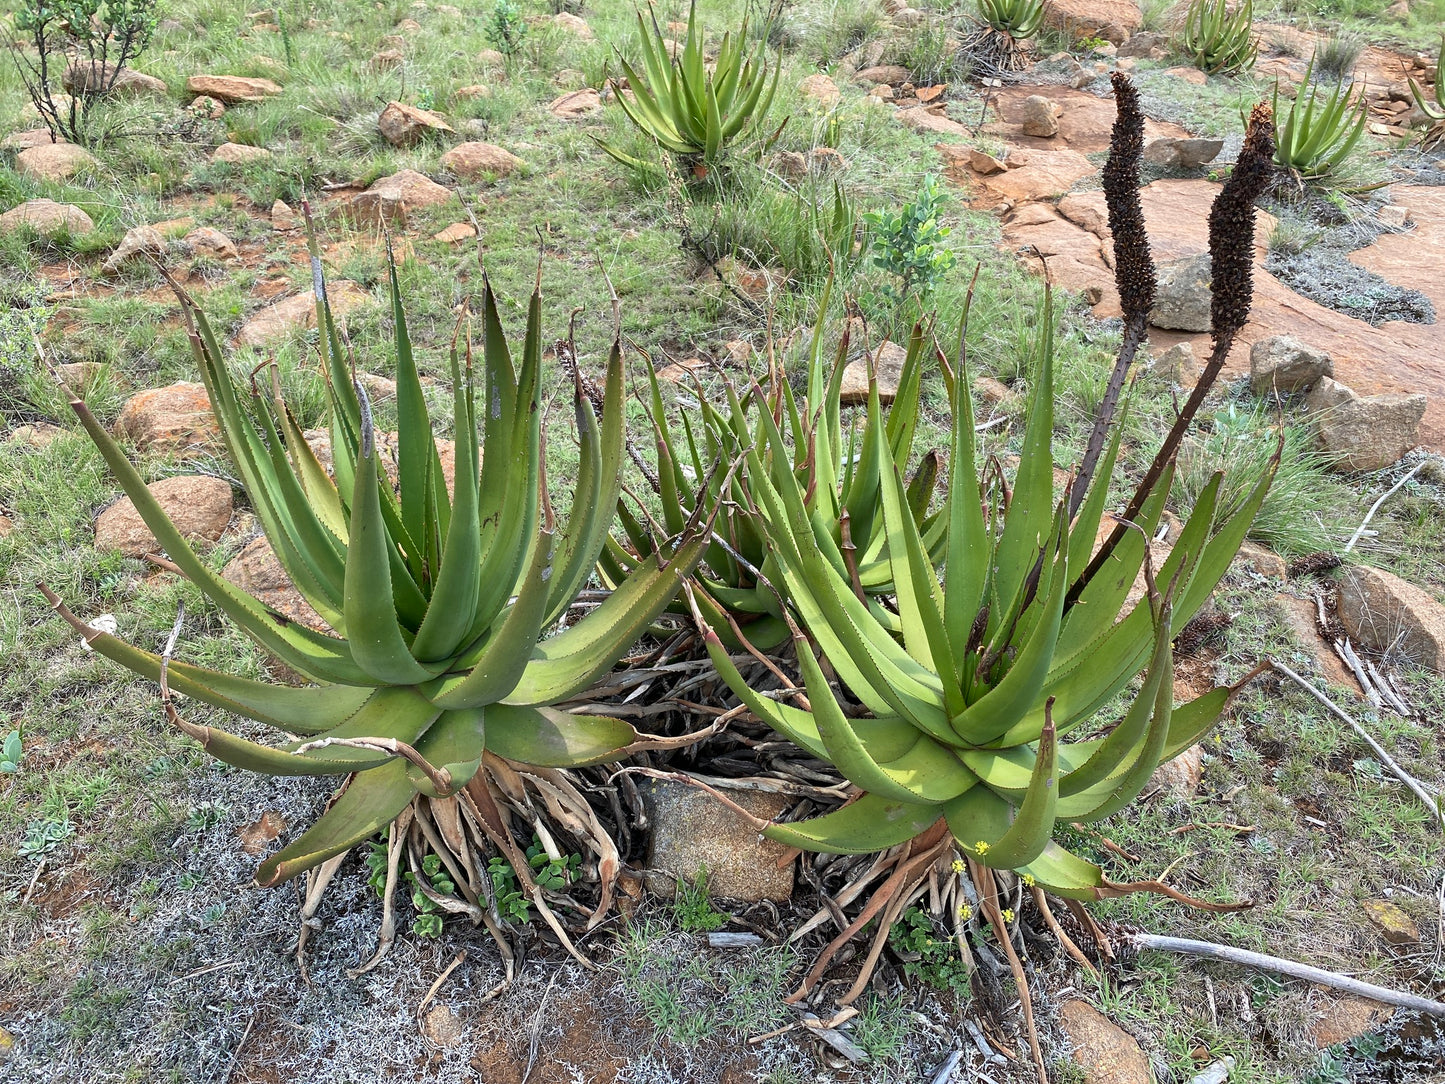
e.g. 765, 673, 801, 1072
1269, 659, 1444, 827
1344, 460, 1425, 554
1128, 933, 1445, 1017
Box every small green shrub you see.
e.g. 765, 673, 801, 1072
1178, 0, 1258, 76
888, 906, 973, 996
8, 0, 160, 143
484, 0, 528, 56
406, 853, 456, 937
862, 173, 958, 307
673, 868, 728, 933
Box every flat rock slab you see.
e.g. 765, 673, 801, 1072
186, 75, 282, 103
236, 281, 370, 347
987, 177, 1445, 453
0, 199, 94, 237
645, 779, 794, 903
986, 85, 1189, 154
940, 143, 1097, 205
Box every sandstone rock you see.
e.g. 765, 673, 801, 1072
2, 129, 64, 151
394, 17, 422, 33
186, 75, 282, 103
421, 1003, 464, 1047
183, 226, 238, 261
116, 382, 220, 454
15, 142, 97, 181
101, 226, 167, 273
476, 48, 507, 68
840, 341, 908, 405
893, 7, 926, 25
548, 88, 601, 118
432, 221, 476, 244
1376, 204, 1412, 229
223, 536, 329, 631
1041, 0, 1142, 44
1250, 335, 1333, 395
552, 68, 586, 91
237, 281, 369, 347
553, 12, 593, 38
439, 141, 522, 179
867, 84, 895, 100
94, 476, 233, 557
798, 73, 841, 106
974, 375, 1017, 407
1337, 564, 1445, 672
1165, 65, 1208, 86
370, 48, 404, 70
55, 362, 104, 391
772, 150, 807, 178
1151, 744, 1204, 795
0, 199, 94, 238
1145, 137, 1224, 169
1021, 95, 1060, 137
1118, 31, 1166, 58
378, 100, 453, 146
806, 147, 847, 174
453, 84, 492, 100
0, 515, 12, 538
969, 148, 1008, 174
1361, 898, 1420, 946
1056, 1001, 1152, 1084
63, 63, 168, 98
1151, 341, 1195, 383
210, 142, 271, 165
1305, 377, 1426, 472
856, 64, 912, 85
645, 778, 794, 903
271, 199, 300, 231
1235, 541, 1288, 579
896, 108, 970, 136
1150, 253, 1212, 332
1309, 995, 1396, 1048
350, 169, 454, 224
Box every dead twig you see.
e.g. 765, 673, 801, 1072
1344, 461, 1425, 554
1128, 933, 1445, 1016
1269, 659, 1443, 827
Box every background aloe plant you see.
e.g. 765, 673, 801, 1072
1408, 37, 1445, 147
596, 0, 781, 174
1272, 59, 1369, 186
43, 241, 703, 888
1179, 0, 1258, 76
601, 285, 941, 650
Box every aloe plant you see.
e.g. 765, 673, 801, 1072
602, 284, 941, 650
978, 0, 1044, 38
695, 297, 1275, 901
596, 0, 781, 172
1273, 59, 1369, 184
44, 239, 702, 887
691, 87, 1280, 918
1179, 0, 1258, 76
1408, 37, 1444, 148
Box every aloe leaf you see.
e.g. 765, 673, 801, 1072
763, 794, 944, 854
486, 703, 637, 767
254, 759, 416, 886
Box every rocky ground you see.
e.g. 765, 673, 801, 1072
2, 1, 1445, 1082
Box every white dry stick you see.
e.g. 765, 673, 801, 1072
1129, 933, 1445, 1017
1270, 660, 1444, 828
1345, 460, 1425, 554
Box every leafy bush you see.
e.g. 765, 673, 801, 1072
45, 238, 703, 887
484, 0, 528, 56
1178, 0, 1258, 76
8, 0, 160, 143
862, 173, 957, 307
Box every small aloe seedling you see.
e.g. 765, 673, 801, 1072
0, 729, 21, 774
